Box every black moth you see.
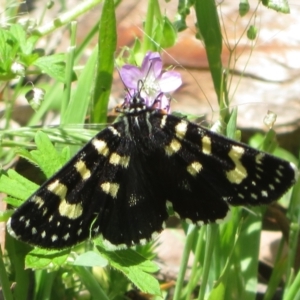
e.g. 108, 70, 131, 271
7, 91, 297, 249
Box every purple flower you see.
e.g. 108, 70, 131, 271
120, 51, 182, 112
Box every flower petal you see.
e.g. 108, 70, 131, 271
158, 94, 171, 113
120, 65, 142, 88
141, 52, 162, 79
159, 71, 182, 92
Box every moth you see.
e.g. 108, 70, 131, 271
7, 52, 297, 249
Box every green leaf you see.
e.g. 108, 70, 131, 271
195, 0, 223, 102
97, 246, 161, 296
92, 0, 117, 123
9, 24, 29, 54
0, 209, 13, 222
33, 54, 69, 82
20, 52, 40, 67
63, 47, 98, 124
155, 16, 177, 48
0, 28, 18, 79
0, 169, 38, 201
4, 197, 24, 207
25, 248, 70, 269
73, 251, 108, 267
15, 147, 39, 166
29, 131, 70, 178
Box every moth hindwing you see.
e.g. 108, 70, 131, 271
7, 97, 297, 249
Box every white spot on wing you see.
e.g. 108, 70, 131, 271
255, 153, 264, 164
251, 193, 258, 200
269, 184, 275, 190
51, 235, 58, 242
129, 194, 142, 207
63, 233, 70, 240
25, 219, 30, 228
31, 196, 44, 209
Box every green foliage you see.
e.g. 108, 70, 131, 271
0, 0, 298, 299
26, 248, 70, 269
91, 0, 117, 124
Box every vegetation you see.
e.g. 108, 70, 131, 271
0, 0, 299, 299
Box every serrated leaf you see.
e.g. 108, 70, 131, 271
4, 196, 24, 207
73, 251, 108, 267
33, 54, 68, 82
97, 246, 161, 296
9, 24, 39, 55
25, 248, 70, 269
31, 131, 70, 178
0, 28, 18, 79
0, 169, 38, 201
16, 147, 39, 166
9, 24, 27, 53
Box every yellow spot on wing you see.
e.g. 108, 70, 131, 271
101, 182, 120, 198
58, 199, 83, 219
160, 115, 167, 128
47, 180, 67, 199
165, 139, 181, 156
108, 126, 120, 136
31, 196, 44, 209
187, 161, 203, 176
226, 146, 247, 184
175, 121, 188, 139
75, 160, 91, 180
202, 136, 211, 155
92, 139, 109, 156
109, 153, 130, 168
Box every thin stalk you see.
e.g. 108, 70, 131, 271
173, 225, 197, 300
0, 247, 14, 300
33, 0, 103, 37
185, 228, 205, 299
197, 224, 218, 300
61, 21, 77, 123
